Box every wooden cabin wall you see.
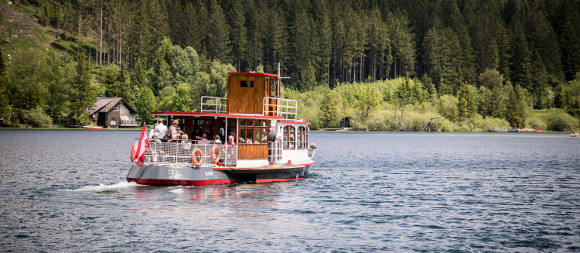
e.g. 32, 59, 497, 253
238, 144, 268, 160
227, 75, 265, 115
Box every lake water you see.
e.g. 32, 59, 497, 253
0, 130, 579, 252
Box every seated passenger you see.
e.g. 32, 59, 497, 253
181, 134, 191, 149
227, 135, 235, 145
213, 135, 222, 144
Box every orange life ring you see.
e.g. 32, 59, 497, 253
210, 145, 221, 164
130, 144, 136, 161
191, 148, 204, 167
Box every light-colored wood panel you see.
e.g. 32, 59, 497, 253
238, 144, 268, 159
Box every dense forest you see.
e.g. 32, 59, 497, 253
0, 0, 579, 131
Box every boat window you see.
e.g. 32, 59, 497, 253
241, 81, 253, 87
283, 125, 295, 150
298, 126, 308, 149
269, 78, 276, 97
238, 119, 269, 144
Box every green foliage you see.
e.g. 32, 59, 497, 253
545, 111, 579, 131
0, 49, 9, 114
478, 68, 504, 89
70, 54, 95, 125
4, 1, 580, 131
135, 86, 157, 123
173, 82, 191, 112
20, 107, 53, 128
7, 48, 49, 110
561, 74, 580, 116
319, 87, 339, 128
438, 95, 458, 121
505, 84, 529, 126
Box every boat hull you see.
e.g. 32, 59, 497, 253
126, 163, 313, 186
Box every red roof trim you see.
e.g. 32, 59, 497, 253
228, 72, 279, 77
278, 120, 311, 125
151, 111, 284, 119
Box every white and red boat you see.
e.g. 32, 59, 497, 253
127, 71, 315, 185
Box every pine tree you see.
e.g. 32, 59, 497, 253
206, 0, 231, 63
229, 0, 248, 71
320, 86, 339, 127
0, 49, 9, 114
70, 53, 95, 125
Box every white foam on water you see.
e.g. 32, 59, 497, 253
72, 181, 141, 191
169, 188, 185, 194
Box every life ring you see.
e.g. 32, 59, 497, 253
191, 148, 204, 167
130, 144, 136, 161
210, 145, 221, 164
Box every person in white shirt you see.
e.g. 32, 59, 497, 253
154, 119, 168, 139
149, 123, 158, 138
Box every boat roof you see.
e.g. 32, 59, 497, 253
228, 72, 279, 77
278, 120, 311, 125
151, 111, 284, 120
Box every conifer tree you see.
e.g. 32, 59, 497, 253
0, 49, 9, 114
70, 54, 95, 125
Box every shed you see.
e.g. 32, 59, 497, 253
87, 97, 138, 128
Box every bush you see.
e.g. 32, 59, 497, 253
20, 107, 53, 128
469, 114, 510, 132
525, 114, 547, 130
546, 111, 579, 131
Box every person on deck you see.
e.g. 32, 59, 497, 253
192, 128, 203, 140
169, 120, 180, 139
213, 135, 222, 144
154, 119, 168, 139
149, 123, 158, 138
227, 135, 236, 146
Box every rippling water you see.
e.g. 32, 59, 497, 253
1, 130, 579, 251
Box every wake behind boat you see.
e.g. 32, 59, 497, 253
127, 71, 315, 186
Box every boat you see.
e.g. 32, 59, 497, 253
82, 125, 103, 129
571, 132, 579, 137
127, 70, 315, 186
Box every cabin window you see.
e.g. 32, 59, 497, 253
240, 81, 254, 87
283, 125, 295, 150
298, 126, 308, 149
238, 120, 269, 144
269, 78, 276, 97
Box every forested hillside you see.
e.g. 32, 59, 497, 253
0, 0, 579, 131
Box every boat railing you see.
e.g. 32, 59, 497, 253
263, 97, 297, 120
137, 139, 238, 166
268, 140, 284, 165
201, 96, 227, 113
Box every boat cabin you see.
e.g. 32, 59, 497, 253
151, 72, 308, 167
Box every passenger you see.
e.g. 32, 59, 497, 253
149, 123, 158, 138
154, 119, 168, 139
192, 128, 203, 140
268, 127, 276, 144
152, 132, 162, 143
227, 135, 236, 145
213, 135, 222, 144
181, 134, 191, 149
169, 120, 180, 139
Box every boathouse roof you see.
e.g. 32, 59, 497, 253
88, 97, 137, 115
